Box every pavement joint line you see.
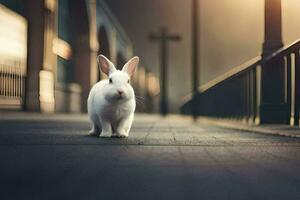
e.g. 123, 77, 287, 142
141, 121, 157, 142
1, 143, 300, 147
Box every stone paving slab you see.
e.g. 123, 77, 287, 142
0, 113, 299, 146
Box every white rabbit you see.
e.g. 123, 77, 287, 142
87, 55, 139, 138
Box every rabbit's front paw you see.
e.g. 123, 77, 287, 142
90, 132, 100, 137
89, 130, 99, 137
100, 131, 112, 138
114, 130, 128, 138
89, 125, 100, 137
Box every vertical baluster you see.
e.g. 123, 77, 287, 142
246, 71, 251, 123
0, 64, 2, 96
243, 73, 248, 121
17, 62, 20, 98
16, 64, 18, 99
16, 63, 19, 98
8, 64, 10, 97
253, 66, 259, 124
242, 73, 247, 121
11, 63, 13, 97
4, 64, 7, 97
12, 64, 14, 97
7, 64, 9, 97
6, 64, 7, 97
20, 63, 23, 99
19, 61, 22, 101
18, 62, 21, 98
9, 64, 11, 97
295, 51, 300, 125
15, 63, 17, 98
20, 61, 23, 99
16, 62, 19, 98
1, 64, 3, 96
250, 67, 256, 124
286, 54, 292, 125
2, 64, 3, 96
255, 65, 262, 125
12, 63, 14, 98
20, 62, 23, 98
12, 63, 15, 98
290, 53, 296, 125
2, 64, 4, 96
3, 64, 5, 97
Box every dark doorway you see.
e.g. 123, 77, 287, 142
69, 0, 91, 112
98, 26, 111, 59
97, 26, 111, 80
116, 52, 126, 69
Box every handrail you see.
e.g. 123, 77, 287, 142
199, 56, 261, 93
199, 39, 300, 93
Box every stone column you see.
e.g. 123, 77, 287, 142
89, 0, 99, 87
24, 0, 45, 112
24, 0, 57, 113
262, 0, 283, 56
71, 0, 92, 112
260, 0, 287, 123
40, 0, 57, 113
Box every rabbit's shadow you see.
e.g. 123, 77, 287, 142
85, 133, 128, 139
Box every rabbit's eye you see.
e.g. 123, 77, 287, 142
127, 79, 130, 83
109, 78, 112, 84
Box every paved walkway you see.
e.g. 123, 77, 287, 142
0, 113, 300, 200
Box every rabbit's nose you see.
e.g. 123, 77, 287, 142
117, 90, 123, 95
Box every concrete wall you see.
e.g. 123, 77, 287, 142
200, 0, 300, 83
199, 0, 264, 84
282, 0, 300, 44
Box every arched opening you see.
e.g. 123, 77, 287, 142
98, 26, 111, 58
116, 52, 126, 69
97, 26, 110, 80
70, 0, 91, 112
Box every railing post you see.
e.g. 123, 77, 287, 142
261, 57, 287, 123
294, 51, 300, 125
245, 72, 251, 122
260, 0, 288, 124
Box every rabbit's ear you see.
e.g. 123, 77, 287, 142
97, 55, 116, 75
122, 56, 139, 76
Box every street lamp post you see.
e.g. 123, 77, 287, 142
191, 0, 199, 119
149, 27, 181, 116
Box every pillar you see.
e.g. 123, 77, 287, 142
260, 0, 287, 123
24, 0, 44, 112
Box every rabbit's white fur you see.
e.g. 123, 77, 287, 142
87, 55, 139, 138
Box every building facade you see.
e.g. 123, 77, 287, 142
0, 0, 156, 113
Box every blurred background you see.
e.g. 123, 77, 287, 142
0, 0, 300, 122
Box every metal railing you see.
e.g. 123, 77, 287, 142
181, 39, 300, 125
0, 61, 26, 109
